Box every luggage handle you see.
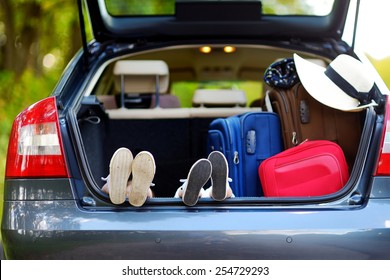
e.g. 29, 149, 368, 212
299, 100, 310, 124
246, 130, 256, 154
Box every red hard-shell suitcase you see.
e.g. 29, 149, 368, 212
258, 140, 349, 197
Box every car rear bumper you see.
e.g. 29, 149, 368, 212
2, 197, 390, 259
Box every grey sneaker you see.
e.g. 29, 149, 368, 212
128, 151, 156, 207
182, 159, 212, 206
109, 148, 133, 204
208, 151, 229, 201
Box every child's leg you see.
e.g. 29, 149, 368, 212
128, 151, 156, 207
102, 180, 109, 194
108, 148, 133, 204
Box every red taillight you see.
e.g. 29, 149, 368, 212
5, 96, 69, 178
375, 95, 390, 175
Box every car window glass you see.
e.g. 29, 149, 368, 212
104, 0, 334, 17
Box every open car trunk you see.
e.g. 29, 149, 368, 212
74, 44, 374, 204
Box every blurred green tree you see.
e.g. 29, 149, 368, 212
0, 0, 82, 221
0, 0, 80, 77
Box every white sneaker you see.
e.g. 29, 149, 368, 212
181, 159, 212, 206
128, 151, 156, 207
108, 148, 133, 204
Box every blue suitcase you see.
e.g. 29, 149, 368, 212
207, 112, 283, 196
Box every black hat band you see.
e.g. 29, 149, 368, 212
324, 65, 374, 105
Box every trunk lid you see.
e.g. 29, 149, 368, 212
80, 0, 353, 43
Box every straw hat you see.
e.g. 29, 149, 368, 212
293, 53, 378, 112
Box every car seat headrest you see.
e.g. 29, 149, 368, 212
113, 60, 169, 94
192, 89, 247, 107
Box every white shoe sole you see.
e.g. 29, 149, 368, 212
129, 151, 156, 207
109, 148, 133, 204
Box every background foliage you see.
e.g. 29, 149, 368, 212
0, 0, 389, 235
0, 0, 81, 223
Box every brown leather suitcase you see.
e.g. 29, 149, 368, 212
267, 82, 362, 168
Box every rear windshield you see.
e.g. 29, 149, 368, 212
105, 0, 334, 17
